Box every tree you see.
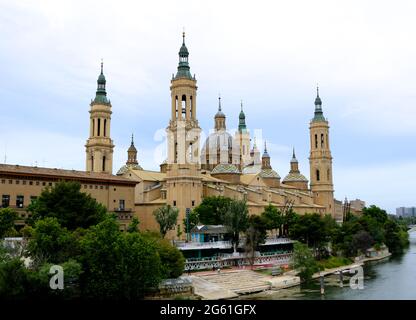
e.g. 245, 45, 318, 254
352, 230, 374, 255
362, 205, 388, 225
153, 205, 179, 238
384, 219, 409, 255
193, 196, 232, 225
223, 199, 249, 253
245, 215, 268, 268
183, 209, 199, 234
155, 238, 185, 278
27, 217, 79, 265
27, 181, 107, 230
80, 216, 162, 299
283, 208, 298, 237
127, 217, 140, 233
260, 204, 282, 237
292, 242, 319, 283
0, 208, 18, 238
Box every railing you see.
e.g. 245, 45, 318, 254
113, 207, 132, 212
175, 238, 293, 250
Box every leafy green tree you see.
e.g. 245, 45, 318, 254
153, 205, 179, 238
0, 208, 18, 238
292, 242, 319, 283
127, 217, 140, 233
283, 208, 298, 237
260, 204, 282, 236
27, 181, 107, 230
193, 196, 232, 225
27, 217, 79, 265
362, 205, 388, 225
80, 216, 162, 299
224, 199, 249, 253
183, 209, 199, 234
155, 238, 185, 278
352, 230, 374, 255
384, 219, 409, 255
245, 215, 268, 268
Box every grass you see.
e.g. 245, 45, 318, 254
317, 256, 353, 271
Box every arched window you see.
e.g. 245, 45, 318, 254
97, 119, 101, 136
91, 156, 94, 171
92, 119, 95, 136
190, 96, 193, 118
104, 119, 107, 137
102, 156, 106, 172
175, 96, 179, 118
181, 95, 186, 116
316, 169, 320, 181
321, 134, 324, 148
315, 134, 318, 149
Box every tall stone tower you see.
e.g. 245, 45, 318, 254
85, 62, 114, 174
235, 101, 251, 170
309, 88, 334, 216
166, 33, 202, 239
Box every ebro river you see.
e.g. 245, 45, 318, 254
242, 231, 416, 300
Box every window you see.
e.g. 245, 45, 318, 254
192, 200, 195, 207
22, 180, 26, 185
49, 182, 52, 186
316, 169, 320, 181
104, 119, 107, 137
1, 180, 5, 184
92, 119, 95, 136
114, 188, 116, 191
36, 181, 40, 186
119, 200, 125, 210
97, 118, 101, 136
181, 95, 186, 116
321, 134, 324, 148
42, 182, 46, 186
100, 185, 103, 189
8, 180, 12, 184
315, 134, 318, 149
102, 156, 106, 172
90, 185, 93, 189
29, 181, 33, 185
2, 195, 10, 208
95, 185, 98, 189
173, 200, 176, 206
84, 185, 87, 189
16, 195, 24, 208
16, 180, 20, 185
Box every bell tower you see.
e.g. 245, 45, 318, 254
309, 87, 334, 216
165, 32, 202, 239
85, 62, 114, 174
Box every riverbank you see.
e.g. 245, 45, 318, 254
187, 250, 393, 299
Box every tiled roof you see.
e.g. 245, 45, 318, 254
0, 164, 136, 185
282, 172, 308, 182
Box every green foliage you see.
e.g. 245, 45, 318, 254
260, 204, 282, 235
153, 205, 179, 238
193, 196, 232, 225
127, 217, 140, 233
27, 181, 107, 230
183, 209, 199, 234
156, 238, 185, 278
292, 242, 319, 283
80, 216, 162, 299
27, 217, 79, 265
317, 256, 353, 270
384, 219, 409, 255
362, 205, 388, 224
0, 208, 18, 238
245, 215, 268, 267
223, 199, 249, 252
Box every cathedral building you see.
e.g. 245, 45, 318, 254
116, 33, 343, 239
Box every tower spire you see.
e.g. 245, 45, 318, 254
218, 94, 222, 112
94, 60, 108, 104
313, 86, 325, 122
175, 31, 192, 79
238, 100, 247, 132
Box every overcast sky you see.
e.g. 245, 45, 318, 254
1, 0, 415, 214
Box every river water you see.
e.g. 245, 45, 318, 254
241, 231, 416, 300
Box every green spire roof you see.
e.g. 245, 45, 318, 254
312, 86, 326, 122
93, 61, 109, 105
175, 32, 193, 79
262, 141, 270, 158
238, 100, 247, 132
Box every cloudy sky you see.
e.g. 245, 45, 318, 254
1, 0, 415, 214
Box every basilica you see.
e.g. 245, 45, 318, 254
84, 33, 342, 238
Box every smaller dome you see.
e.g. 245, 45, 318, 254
315, 95, 322, 105
179, 43, 189, 55
128, 144, 137, 153
215, 110, 225, 118
239, 110, 245, 119
211, 163, 240, 174
260, 168, 280, 179
283, 172, 308, 182
116, 163, 143, 175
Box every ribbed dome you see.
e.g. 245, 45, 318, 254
98, 73, 106, 84
116, 163, 143, 175
128, 143, 137, 153
211, 163, 240, 174
283, 172, 308, 182
202, 131, 234, 154
260, 168, 280, 179
315, 95, 322, 105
